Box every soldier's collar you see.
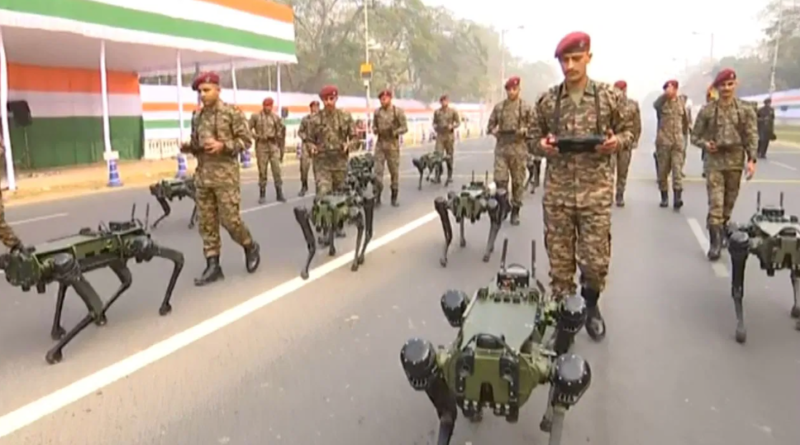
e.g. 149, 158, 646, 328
558, 78, 597, 98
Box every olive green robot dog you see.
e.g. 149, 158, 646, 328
0, 205, 184, 364
401, 239, 591, 445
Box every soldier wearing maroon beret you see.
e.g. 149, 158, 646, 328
432, 94, 461, 184
486, 75, 535, 225
249, 97, 286, 204
182, 71, 260, 285
691, 68, 757, 261
611, 80, 642, 207
297, 100, 321, 196
530, 31, 634, 343
653, 79, 690, 208
307, 85, 356, 209
372, 89, 408, 206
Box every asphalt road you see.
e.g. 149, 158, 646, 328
1, 137, 799, 445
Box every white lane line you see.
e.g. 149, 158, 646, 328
686, 217, 730, 278
0, 211, 438, 438
9, 213, 68, 226
768, 160, 798, 171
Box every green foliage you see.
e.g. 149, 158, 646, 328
141, 0, 556, 102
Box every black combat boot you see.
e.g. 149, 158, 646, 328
707, 226, 722, 261
298, 180, 308, 197
532, 160, 541, 188
673, 189, 683, 210
244, 242, 261, 273
374, 184, 383, 208
391, 188, 400, 207
258, 186, 267, 205
659, 190, 669, 208
581, 287, 606, 342
444, 163, 453, 186
275, 185, 286, 203
194, 256, 224, 286
615, 189, 625, 207
510, 206, 520, 226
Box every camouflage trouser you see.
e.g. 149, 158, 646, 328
256, 143, 282, 188
614, 149, 632, 194
299, 142, 314, 184
435, 134, 456, 173
315, 153, 348, 195
706, 169, 742, 227
0, 190, 21, 248
493, 145, 527, 208
544, 203, 612, 297
656, 145, 685, 191
374, 142, 400, 190
196, 185, 253, 257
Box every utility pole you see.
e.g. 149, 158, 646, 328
769, 0, 785, 94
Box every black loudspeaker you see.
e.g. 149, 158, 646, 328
7, 101, 32, 127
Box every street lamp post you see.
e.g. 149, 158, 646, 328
499, 25, 524, 99
769, 0, 786, 94
363, 0, 370, 117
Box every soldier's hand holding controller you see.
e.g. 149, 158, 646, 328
540, 134, 559, 156
705, 141, 717, 154
203, 137, 224, 155
595, 129, 618, 154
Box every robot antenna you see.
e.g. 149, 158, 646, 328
756, 191, 761, 211
484, 171, 489, 184
130, 203, 137, 222
500, 237, 509, 271
531, 239, 536, 277
779, 192, 784, 209
145, 203, 151, 230
471, 170, 475, 182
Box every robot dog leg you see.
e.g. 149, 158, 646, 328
435, 197, 454, 267
294, 206, 317, 280
482, 189, 508, 263
728, 230, 750, 343
352, 196, 375, 271
412, 157, 426, 190
539, 354, 593, 445
401, 339, 459, 445
792, 270, 800, 330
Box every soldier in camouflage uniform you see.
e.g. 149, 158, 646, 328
372, 90, 408, 207
181, 72, 261, 286
532, 32, 634, 342
756, 98, 775, 159
0, 138, 23, 252
309, 85, 356, 197
612, 80, 642, 207
432, 94, 461, 185
487, 76, 535, 225
297, 100, 319, 196
653, 80, 690, 209
691, 68, 757, 261
249, 97, 286, 204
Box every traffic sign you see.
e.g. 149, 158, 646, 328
360, 63, 372, 80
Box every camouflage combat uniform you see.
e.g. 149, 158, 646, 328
249, 109, 286, 203
531, 79, 633, 312
432, 105, 461, 183
373, 105, 408, 206
0, 140, 22, 250
310, 108, 356, 195
653, 94, 690, 207
756, 102, 775, 158
297, 111, 318, 195
187, 100, 260, 285
691, 97, 757, 259
614, 97, 641, 206
487, 97, 535, 224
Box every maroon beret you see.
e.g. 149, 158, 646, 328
663, 79, 679, 90
378, 89, 393, 99
309, 100, 319, 107
191, 71, 220, 91
439, 94, 448, 102
505, 76, 521, 90
713, 68, 737, 87
554, 32, 591, 58
319, 85, 338, 99
614, 80, 627, 90
262, 97, 274, 106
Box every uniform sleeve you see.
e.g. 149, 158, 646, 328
395, 107, 408, 136
278, 119, 287, 152
632, 102, 642, 146
224, 108, 251, 155
344, 112, 356, 141
248, 114, 257, 132
610, 89, 633, 149
182, 111, 200, 153
298, 117, 309, 142
371, 110, 379, 134
690, 105, 709, 149
741, 105, 758, 162
653, 94, 667, 111
453, 110, 461, 127
486, 104, 499, 134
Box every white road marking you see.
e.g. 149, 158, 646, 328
8, 213, 68, 226
687, 217, 730, 278
768, 160, 797, 171
0, 211, 438, 438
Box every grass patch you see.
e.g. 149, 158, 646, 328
775, 125, 800, 144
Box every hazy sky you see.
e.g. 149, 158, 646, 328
422, 0, 772, 99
